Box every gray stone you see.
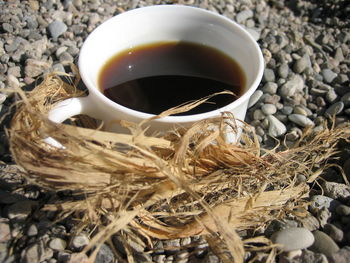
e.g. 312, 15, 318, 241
265, 219, 299, 237
70, 233, 89, 251
248, 90, 263, 108
24, 59, 51, 78
2, 23, 13, 33
7, 75, 20, 89
7, 66, 21, 77
323, 224, 344, 243
310, 195, 340, 213
341, 92, 350, 106
281, 106, 293, 115
288, 114, 315, 127
278, 63, 289, 78
328, 246, 350, 263
280, 75, 304, 97
263, 68, 275, 82
336, 204, 350, 216
326, 89, 338, 103
246, 28, 261, 41
293, 106, 308, 116
299, 250, 329, 263
298, 214, 320, 231
326, 101, 344, 117
309, 230, 339, 257
52, 63, 66, 73
267, 115, 286, 137
322, 69, 337, 83
67, 253, 88, 263
323, 182, 350, 200
26, 224, 38, 237
21, 241, 54, 263
89, 13, 100, 26
253, 109, 265, 120
203, 252, 220, 263
261, 104, 277, 115
48, 20, 67, 40
317, 208, 331, 228
236, 10, 253, 23
0, 221, 11, 242
293, 56, 309, 73
59, 51, 74, 64
262, 82, 278, 94
271, 227, 314, 252
49, 238, 67, 251
95, 244, 114, 263
154, 255, 166, 263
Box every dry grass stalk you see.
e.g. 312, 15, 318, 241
7, 73, 350, 262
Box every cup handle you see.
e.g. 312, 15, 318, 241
45, 96, 91, 148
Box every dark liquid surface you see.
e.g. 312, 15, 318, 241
98, 41, 246, 115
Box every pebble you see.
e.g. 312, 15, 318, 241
49, 238, 67, 251
267, 115, 286, 137
323, 182, 350, 200
298, 214, 320, 231
293, 56, 309, 73
317, 208, 331, 228
341, 92, 350, 107
7, 74, 20, 89
278, 63, 289, 78
325, 101, 344, 117
24, 59, 51, 78
263, 68, 275, 82
95, 244, 114, 263
253, 109, 265, 120
270, 227, 314, 252
21, 241, 54, 263
0, 221, 11, 242
328, 246, 350, 263
67, 253, 88, 263
322, 69, 337, 83
236, 10, 253, 23
279, 75, 304, 97
309, 230, 339, 257
309, 195, 340, 213
298, 250, 329, 263
288, 114, 315, 127
323, 223, 344, 243
154, 254, 166, 263
248, 90, 263, 108
326, 89, 338, 103
262, 82, 278, 94
47, 20, 68, 40
26, 224, 38, 236
0, 93, 6, 105
261, 104, 277, 115
335, 204, 350, 216
70, 233, 89, 251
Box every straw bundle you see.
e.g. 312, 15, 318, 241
7, 73, 350, 262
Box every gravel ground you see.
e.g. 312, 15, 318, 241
0, 0, 350, 262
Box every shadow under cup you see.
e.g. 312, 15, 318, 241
78, 5, 264, 132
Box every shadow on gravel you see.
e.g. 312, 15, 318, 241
269, 0, 350, 27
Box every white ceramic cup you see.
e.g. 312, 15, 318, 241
48, 5, 264, 136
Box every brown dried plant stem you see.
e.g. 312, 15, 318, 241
7, 73, 350, 262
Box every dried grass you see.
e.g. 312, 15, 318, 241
7, 73, 350, 262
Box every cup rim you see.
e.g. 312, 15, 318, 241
79, 5, 264, 124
